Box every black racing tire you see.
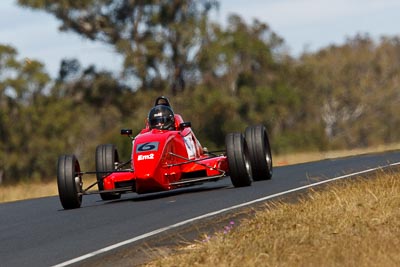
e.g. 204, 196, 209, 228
95, 144, 121, 201
225, 132, 252, 187
57, 155, 82, 209
245, 125, 273, 180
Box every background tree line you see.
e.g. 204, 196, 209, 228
0, 0, 399, 184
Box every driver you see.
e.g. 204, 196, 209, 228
148, 97, 176, 130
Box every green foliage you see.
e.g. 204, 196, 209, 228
301, 34, 400, 148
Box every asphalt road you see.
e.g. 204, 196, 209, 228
1, 151, 400, 267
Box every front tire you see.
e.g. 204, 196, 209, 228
57, 155, 82, 209
95, 144, 121, 200
225, 132, 252, 187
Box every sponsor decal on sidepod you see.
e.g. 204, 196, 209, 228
137, 153, 155, 161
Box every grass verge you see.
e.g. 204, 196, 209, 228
273, 143, 400, 166
147, 170, 400, 266
0, 176, 97, 203
0, 181, 58, 203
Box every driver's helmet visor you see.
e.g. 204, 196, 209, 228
150, 117, 171, 129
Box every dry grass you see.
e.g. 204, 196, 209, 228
147, 171, 400, 267
0, 176, 97, 203
273, 143, 400, 166
0, 181, 59, 203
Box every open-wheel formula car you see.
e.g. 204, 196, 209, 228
57, 97, 273, 209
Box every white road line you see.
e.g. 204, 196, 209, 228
53, 161, 400, 267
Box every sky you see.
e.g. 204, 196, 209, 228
1, 0, 400, 78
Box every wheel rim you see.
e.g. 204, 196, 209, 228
243, 142, 252, 179
73, 159, 82, 203
74, 176, 82, 194
263, 132, 272, 172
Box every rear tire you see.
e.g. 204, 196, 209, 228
245, 125, 273, 180
57, 155, 82, 209
95, 144, 121, 200
225, 132, 252, 187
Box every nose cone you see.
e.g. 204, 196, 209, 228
132, 130, 176, 193
134, 152, 157, 176
133, 151, 165, 193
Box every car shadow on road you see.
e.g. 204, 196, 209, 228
103, 184, 229, 204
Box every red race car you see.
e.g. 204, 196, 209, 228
57, 97, 273, 209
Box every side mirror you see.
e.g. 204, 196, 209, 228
179, 122, 191, 130
121, 129, 133, 136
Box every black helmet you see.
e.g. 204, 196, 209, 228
148, 105, 175, 130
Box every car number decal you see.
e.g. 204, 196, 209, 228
136, 142, 159, 152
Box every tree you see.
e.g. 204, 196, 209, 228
18, 0, 219, 92
197, 15, 284, 92
54, 60, 132, 114
0, 44, 51, 183
193, 15, 317, 152
299, 34, 400, 148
